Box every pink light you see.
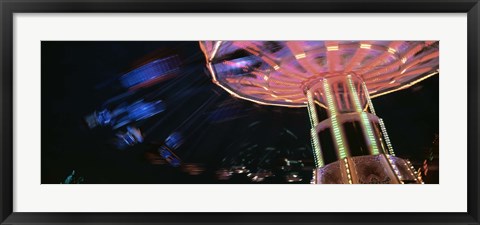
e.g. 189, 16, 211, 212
202, 41, 438, 108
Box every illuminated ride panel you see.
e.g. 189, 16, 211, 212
200, 41, 439, 184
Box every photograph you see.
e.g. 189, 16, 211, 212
41, 41, 439, 184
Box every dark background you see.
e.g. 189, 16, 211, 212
41, 41, 439, 184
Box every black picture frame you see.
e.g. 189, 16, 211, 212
1, 0, 479, 224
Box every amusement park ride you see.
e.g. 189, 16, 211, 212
200, 41, 439, 184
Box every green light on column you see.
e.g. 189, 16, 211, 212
362, 79, 394, 155
379, 119, 396, 156
311, 128, 324, 167
347, 76, 379, 155
306, 90, 319, 125
362, 82, 377, 115
306, 90, 324, 168
323, 79, 349, 159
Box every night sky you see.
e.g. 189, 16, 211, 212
41, 41, 439, 184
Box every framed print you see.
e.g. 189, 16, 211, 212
1, 0, 479, 224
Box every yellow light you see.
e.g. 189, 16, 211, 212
295, 53, 306, 59
384, 155, 404, 184
344, 159, 353, 184
327, 46, 339, 51
273, 65, 280, 70
360, 44, 372, 49
388, 47, 397, 54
